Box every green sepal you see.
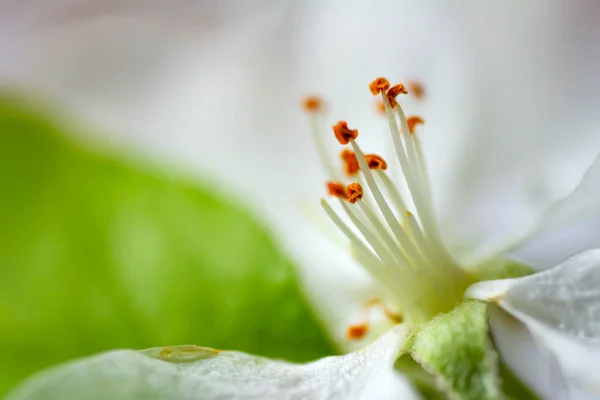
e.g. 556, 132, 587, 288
400, 301, 538, 400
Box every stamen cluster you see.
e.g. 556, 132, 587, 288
304, 77, 473, 327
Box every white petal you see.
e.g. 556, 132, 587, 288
6, 326, 419, 400
535, 154, 600, 234
512, 155, 600, 268
467, 249, 600, 396
488, 305, 570, 400
436, 2, 600, 264
512, 215, 600, 269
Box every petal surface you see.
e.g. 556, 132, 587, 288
513, 155, 600, 268
6, 326, 419, 400
488, 305, 570, 400
467, 249, 600, 396
436, 1, 600, 265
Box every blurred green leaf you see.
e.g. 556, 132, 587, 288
0, 98, 334, 395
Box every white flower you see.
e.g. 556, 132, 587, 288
3, 1, 600, 399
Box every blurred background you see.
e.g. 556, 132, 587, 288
1, 0, 600, 396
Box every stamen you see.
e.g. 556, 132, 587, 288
313, 80, 473, 325
369, 77, 390, 95
378, 87, 438, 246
341, 201, 409, 277
386, 84, 408, 108
302, 95, 324, 113
349, 139, 426, 269
333, 121, 359, 145
405, 210, 435, 261
346, 323, 369, 340
353, 200, 413, 269
408, 81, 425, 100
304, 96, 340, 180
346, 182, 363, 204
375, 170, 407, 214
365, 298, 403, 324
340, 149, 360, 176
365, 154, 388, 170
320, 199, 389, 282
407, 116, 424, 134
326, 181, 347, 198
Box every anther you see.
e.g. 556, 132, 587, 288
386, 84, 408, 108
408, 81, 425, 99
326, 181, 347, 198
346, 323, 369, 340
346, 182, 364, 204
364, 298, 403, 324
340, 149, 360, 176
333, 121, 359, 145
365, 154, 388, 170
407, 116, 424, 134
302, 95, 323, 112
369, 77, 391, 95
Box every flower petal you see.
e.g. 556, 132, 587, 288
467, 249, 600, 396
513, 155, 600, 268
488, 305, 570, 400
6, 326, 419, 400
436, 2, 600, 265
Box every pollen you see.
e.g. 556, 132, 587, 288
340, 149, 360, 176
369, 77, 391, 95
302, 95, 323, 112
407, 116, 425, 134
346, 182, 364, 204
333, 121, 359, 145
326, 181, 347, 198
365, 154, 388, 170
346, 323, 369, 340
376, 101, 386, 115
408, 81, 425, 99
386, 83, 408, 108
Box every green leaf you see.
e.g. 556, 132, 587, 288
6, 326, 408, 400
406, 301, 501, 400
0, 98, 334, 395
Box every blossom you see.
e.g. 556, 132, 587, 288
3, 1, 600, 399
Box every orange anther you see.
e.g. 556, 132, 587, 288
365, 154, 388, 170
363, 298, 403, 324
369, 77, 391, 95
408, 81, 425, 99
407, 116, 424, 134
332, 121, 359, 145
340, 149, 360, 176
302, 95, 323, 112
346, 182, 364, 204
386, 83, 408, 108
346, 323, 369, 340
326, 181, 347, 198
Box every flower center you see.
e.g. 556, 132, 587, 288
304, 78, 474, 327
